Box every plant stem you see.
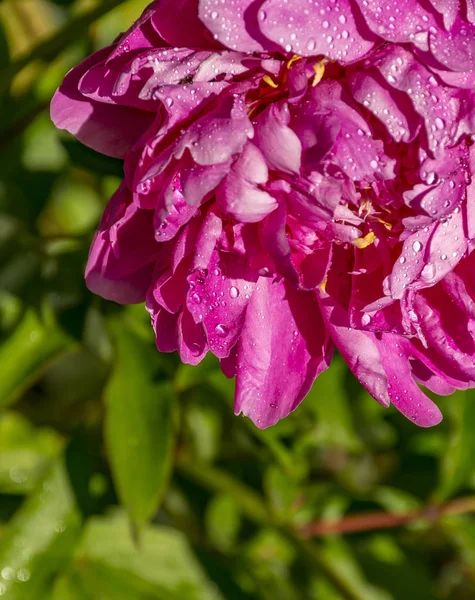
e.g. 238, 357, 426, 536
300, 495, 475, 537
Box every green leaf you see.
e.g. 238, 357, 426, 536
0, 459, 82, 600
0, 15, 10, 72
104, 319, 175, 527
0, 307, 73, 408
0, 0, 126, 97
60, 139, 124, 178
435, 390, 475, 502
319, 538, 393, 600
0, 411, 63, 494
305, 357, 362, 452
205, 494, 241, 553
264, 465, 299, 523
356, 535, 439, 600
54, 511, 224, 600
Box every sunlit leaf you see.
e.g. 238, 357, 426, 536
55, 512, 225, 600
104, 318, 175, 527
435, 390, 475, 502
0, 307, 73, 408
205, 494, 241, 553
0, 411, 63, 494
0, 459, 81, 600
305, 357, 362, 452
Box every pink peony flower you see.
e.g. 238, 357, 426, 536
51, 0, 475, 428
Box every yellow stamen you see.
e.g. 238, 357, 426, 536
287, 54, 302, 69
312, 62, 325, 87
263, 75, 279, 89
358, 199, 372, 217
352, 231, 377, 249
318, 278, 328, 294
376, 218, 393, 230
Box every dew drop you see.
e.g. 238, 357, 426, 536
215, 324, 229, 338
138, 179, 152, 194
190, 343, 203, 357
210, 10, 218, 19
191, 292, 202, 304
229, 286, 239, 299
307, 38, 316, 51
412, 240, 423, 252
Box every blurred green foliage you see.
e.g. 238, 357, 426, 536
1, 2, 475, 599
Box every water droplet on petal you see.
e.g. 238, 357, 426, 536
307, 38, 316, 51
229, 286, 239, 299
361, 314, 371, 326
190, 343, 203, 357
138, 179, 152, 194
412, 241, 423, 252
215, 324, 229, 338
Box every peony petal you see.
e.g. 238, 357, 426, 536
187, 252, 258, 358
85, 183, 159, 303
320, 294, 443, 426
259, 0, 375, 62
216, 143, 277, 222
234, 279, 331, 428
254, 102, 302, 175
356, 0, 438, 48
51, 49, 154, 158
198, 0, 277, 52
151, 0, 219, 48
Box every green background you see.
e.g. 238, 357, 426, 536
1, 2, 475, 599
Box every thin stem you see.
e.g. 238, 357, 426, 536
299, 496, 475, 537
